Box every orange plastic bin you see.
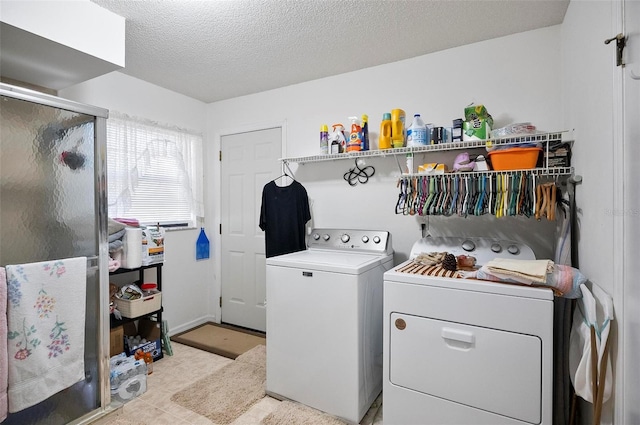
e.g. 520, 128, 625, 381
488, 147, 541, 171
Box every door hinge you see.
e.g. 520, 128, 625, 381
219, 296, 222, 308
219, 150, 222, 161
604, 33, 626, 67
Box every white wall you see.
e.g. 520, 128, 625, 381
206, 25, 563, 319
561, 1, 621, 423
59, 72, 215, 335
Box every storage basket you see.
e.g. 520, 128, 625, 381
488, 147, 541, 171
115, 291, 162, 318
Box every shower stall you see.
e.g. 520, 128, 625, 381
0, 83, 110, 424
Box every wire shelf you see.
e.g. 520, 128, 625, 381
281, 131, 569, 164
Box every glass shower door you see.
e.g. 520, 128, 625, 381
0, 84, 109, 425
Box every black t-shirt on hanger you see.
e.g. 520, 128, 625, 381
259, 180, 311, 258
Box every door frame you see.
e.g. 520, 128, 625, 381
213, 119, 288, 325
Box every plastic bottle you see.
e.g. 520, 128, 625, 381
391, 108, 406, 148
360, 114, 369, 151
407, 114, 427, 147
330, 124, 347, 153
406, 153, 414, 174
379, 113, 392, 150
347, 117, 362, 152
320, 124, 329, 154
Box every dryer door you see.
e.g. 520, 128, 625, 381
389, 313, 542, 424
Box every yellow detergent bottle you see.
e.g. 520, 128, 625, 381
391, 108, 406, 148
379, 113, 392, 150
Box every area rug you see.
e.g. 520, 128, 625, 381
170, 345, 266, 424
261, 400, 348, 425
170, 322, 265, 359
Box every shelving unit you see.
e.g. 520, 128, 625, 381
281, 131, 574, 177
109, 263, 164, 360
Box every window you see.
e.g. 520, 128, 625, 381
106, 112, 203, 227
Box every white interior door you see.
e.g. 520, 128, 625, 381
220, 127, 282, 332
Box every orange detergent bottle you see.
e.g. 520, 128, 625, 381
347, 117, 362, 152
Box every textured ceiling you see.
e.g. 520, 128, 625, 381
90, 0, 570, 103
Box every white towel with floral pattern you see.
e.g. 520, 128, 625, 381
0, 267, 8, 422
5, 257, 86, 413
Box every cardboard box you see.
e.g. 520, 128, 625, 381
123, 318, 162, 361
110, 325, 124, 357
110, 353, 147, 404
463, 104, 494, 141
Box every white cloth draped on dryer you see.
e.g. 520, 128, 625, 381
569, 283, 613, 422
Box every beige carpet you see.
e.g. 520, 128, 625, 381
261, 400, 349, 425
170, 322, 265, 359
170, 344, 266, 424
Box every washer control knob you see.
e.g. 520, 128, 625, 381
461, 240, 476, 252
362, 236, 369, 243
373, 236, 381, 244
491, 243, 502, 253
507, 244, 520, 255
312, 233, 320, 241
323, 234, 330, 241
341, 234, 350, 243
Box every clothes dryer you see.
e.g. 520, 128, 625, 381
266, 229, 393, 424
383, 237, 554, 425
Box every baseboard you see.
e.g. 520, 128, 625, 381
168, 314, 216, 336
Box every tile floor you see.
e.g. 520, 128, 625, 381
93, 342, 383, 425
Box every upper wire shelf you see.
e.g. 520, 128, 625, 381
280, 131, 569, 164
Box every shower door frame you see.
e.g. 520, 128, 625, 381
0, 83, 111, 423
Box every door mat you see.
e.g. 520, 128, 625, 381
170, 322, 265, 359
260, 400, 348, 425
170, 345, 266, 424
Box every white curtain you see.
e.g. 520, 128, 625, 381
106, 111, 204, 225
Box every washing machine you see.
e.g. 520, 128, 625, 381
266, 228, 393, 424
383, 237, 554, 425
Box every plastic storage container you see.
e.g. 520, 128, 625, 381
488, 147, 542, 170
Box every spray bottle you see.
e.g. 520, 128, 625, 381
320, 124, 329, 154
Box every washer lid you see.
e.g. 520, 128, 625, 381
266, 249, 393, 274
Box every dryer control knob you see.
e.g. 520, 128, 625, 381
373, 236, 381, 244
491, 243, 502, 253
507, 244, 520, 255
312, 233, 320, 241
323, 234, 330, 241
462, 240, 476, 252
362, 236, 369, 243
341, 234, 350, 243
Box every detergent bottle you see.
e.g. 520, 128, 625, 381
360, 114, 369, 151
407, 114, 427, 147
379, 113, 392, 150
391, 108, 406, 148
347, 117, 362, 152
